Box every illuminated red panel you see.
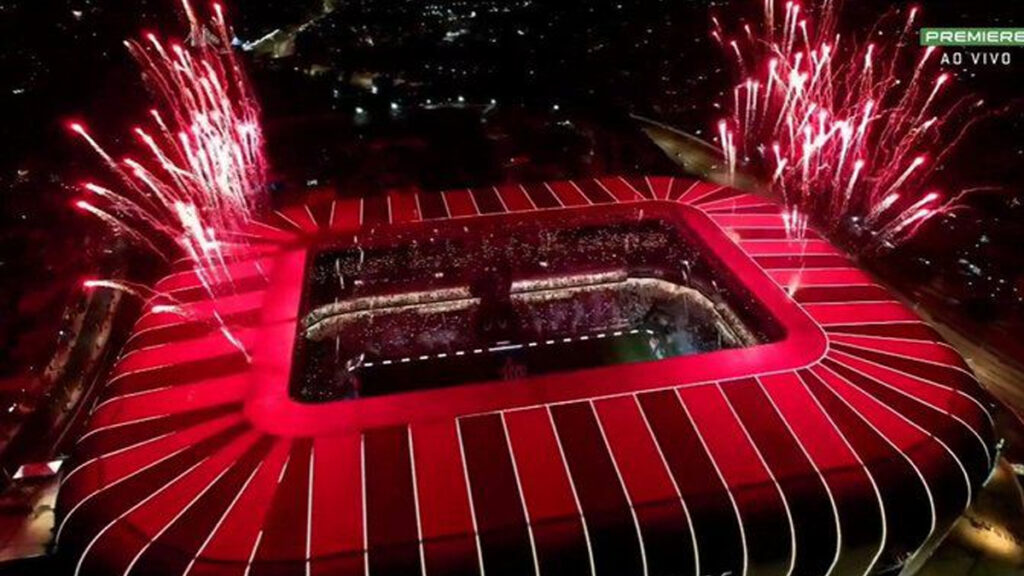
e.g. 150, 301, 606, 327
57, 177, 996, 576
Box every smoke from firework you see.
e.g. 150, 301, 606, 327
714, 0, 984, 248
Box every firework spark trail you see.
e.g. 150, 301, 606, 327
83, 278, 192, 309
72, 0, 265, 358
82, 182, 178, 239
83, 277, 252, 361
151, 304, 188, 316
713, 1, 979, 249
75, 200, 171, 260
83, 279, 158, 301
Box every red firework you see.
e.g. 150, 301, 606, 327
713, 1, 983, 248
72, 1, 265, 267
72, 0, 265, 358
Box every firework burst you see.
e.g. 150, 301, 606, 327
71, 0, 266, 357
714, 0, 984, 248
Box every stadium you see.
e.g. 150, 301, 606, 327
55, 177, 998, 576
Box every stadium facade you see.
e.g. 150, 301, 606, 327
56, 177, 997, 576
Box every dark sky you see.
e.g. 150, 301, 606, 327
1, 0, 1023, 362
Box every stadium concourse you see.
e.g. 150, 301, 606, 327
55, 177, 998, 576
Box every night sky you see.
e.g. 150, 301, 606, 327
2, 0, 1024, 373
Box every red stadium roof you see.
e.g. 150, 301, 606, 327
56, 177, 997, 576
